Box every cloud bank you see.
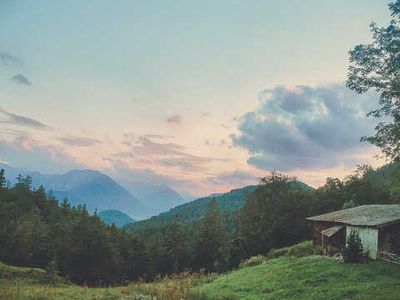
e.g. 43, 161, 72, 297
0, 137, 82, 173
231, 85, 379, 171
58, 135, 101, 147
0, 108, 51, 130
166, 115, 182, 125
116, 135, 224, 172
0, 52, 23, 67
11, 74, 31, 86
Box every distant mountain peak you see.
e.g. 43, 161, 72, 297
1, 165, 144, 219
0, 164, 190, 219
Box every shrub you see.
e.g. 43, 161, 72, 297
125, 272, 215, 300
343, 229, 365, 263
43, 261, 63, 285
267, 248, 289, 259
0, 261, 45, 281
267, 241, 315, 259
287, 241, 315, 257
239, 255, 266, 268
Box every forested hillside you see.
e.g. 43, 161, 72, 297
125, 181, 312, 234
1, 162, 400, 286
125, 185, 257, 234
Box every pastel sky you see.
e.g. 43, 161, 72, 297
0, 0, 392, 197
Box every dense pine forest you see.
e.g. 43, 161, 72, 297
1, 163, 400, 286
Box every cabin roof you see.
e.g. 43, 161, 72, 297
306, 205, 400, 227
321, 225, 343, 237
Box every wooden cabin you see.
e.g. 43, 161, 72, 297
306, 205, 400, 261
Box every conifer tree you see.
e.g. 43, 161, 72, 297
164, 215, 187, 273
343, 229, 365, 263
0, 169, 5, 190
194, 199, 224, 272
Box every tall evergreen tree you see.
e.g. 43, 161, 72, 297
163, 216, 187, 273
0, 169, 5, 190
194, 199, 224, 272
15, 174, 32, 192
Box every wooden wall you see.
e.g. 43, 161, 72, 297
309, 221, 340, 247
378, 222, 400, 255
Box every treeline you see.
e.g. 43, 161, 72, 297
0, 164, 399, 285
129, 164, 400, 274
0, 171, 146, 285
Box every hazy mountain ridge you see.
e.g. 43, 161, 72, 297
118, 180, 187, 216
0, 163, 185, 219
0, 164, 143, 218
99, 209, 135, 227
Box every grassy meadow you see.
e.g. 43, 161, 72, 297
200, 256, 400, 300
2, 242, 400, 300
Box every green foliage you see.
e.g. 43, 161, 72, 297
239, 255, 266, 268
343, 165, 393, 207
0, 261, 45, 281
0, 169, 5, 190
239, 172, 314, 257
313, 163, 400, 213
347, 0, 400, 160
2, 163, 400, 287
163, 216, 188, 274
124, 272, 216, 300
194, 200, 225, 272
125, 185, 257, 236
0, 262, 216, 300
3, 243, 400, 299
343, 229, 366, 263
43, 261, 63, 285
0, 172, 146, 285
267, 241, 315, 259
99, 209, 135, 228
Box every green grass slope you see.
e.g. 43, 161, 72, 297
0, 261, 45, 281
200, 256, 400, 300
3, 241, 400, 300
0, 262, 126, 300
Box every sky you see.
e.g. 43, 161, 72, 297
0, 0, 392, 197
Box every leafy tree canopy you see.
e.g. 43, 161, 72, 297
347, 0, 400, 159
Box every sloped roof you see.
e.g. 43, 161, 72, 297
306, 205, 400, 227
321, 226, 343, 237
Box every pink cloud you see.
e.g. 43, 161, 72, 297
166, 115, 182, 125
14, 136, 34, 151
130, 137, 185, 156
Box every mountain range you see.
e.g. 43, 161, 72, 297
0, 163, 186, 219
